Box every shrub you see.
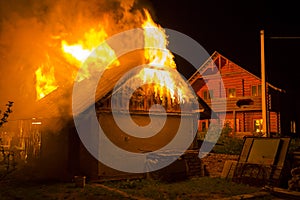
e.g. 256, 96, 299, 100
211, 122, 244, 155
212, 137, 244, 155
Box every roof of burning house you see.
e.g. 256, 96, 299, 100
17, 50, 214, 121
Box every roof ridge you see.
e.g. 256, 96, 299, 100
188, 50, 284, 92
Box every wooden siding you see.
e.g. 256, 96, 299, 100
191, 51, 284, 135
244, 111, 263, 132
269, 111, 279, 133
200, 96, 262, 112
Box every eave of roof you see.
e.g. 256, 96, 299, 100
189, 51, 285, 93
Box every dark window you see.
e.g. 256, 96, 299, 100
203, 90, 210, 100
251, 85, 257, 96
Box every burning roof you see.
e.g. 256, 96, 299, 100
0, 0, 213, 122
0, 0, 149, 116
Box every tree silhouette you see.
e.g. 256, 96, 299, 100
0, 101, 14, 128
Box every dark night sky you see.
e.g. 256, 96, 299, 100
147, 0, 300, 121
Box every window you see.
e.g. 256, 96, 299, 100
251, 86, 257, 96
203, 90, 212, 100
254, 119, 263, 133
228, 88, 236, 98
291, 120, 296, 133
251, 85, 262, 96
258, 85, 262, 95
200, 120, 211, 132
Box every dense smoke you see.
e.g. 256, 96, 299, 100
0, 0, 154, 119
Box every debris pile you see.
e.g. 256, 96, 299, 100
288, 166, 300, 191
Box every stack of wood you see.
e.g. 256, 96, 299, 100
288, 166, 300, 191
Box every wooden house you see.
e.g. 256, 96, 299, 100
189, 51, 285, 138
4, 51, 213, 181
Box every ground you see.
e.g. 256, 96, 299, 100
0, 163, 280, 200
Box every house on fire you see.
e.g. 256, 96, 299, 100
2, 50, 287, 181
189, 51, 286, 138
3, 51, 214, 181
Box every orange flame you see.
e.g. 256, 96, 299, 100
140, 68, 183, 101
61, 28, 120, 82
35, 9, 186, 104
142, 9, 176, 69
35, 62, 58, 100
140, 10, 183, 102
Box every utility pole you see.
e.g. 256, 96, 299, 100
260, 30, 268, 137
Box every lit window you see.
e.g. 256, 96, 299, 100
258, 85, 262, 95
251, 85, 262, 96
254, 119, 263, 133
228, 88, 236, 98
291, 120, 296, 133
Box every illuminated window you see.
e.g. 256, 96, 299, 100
254, 119, 263, 133
291, 120, 296, 133
258, 85, 262, 95
251, 85, 261, 96
228, 88, 236, 98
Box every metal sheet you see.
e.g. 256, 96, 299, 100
246, 138, 281, 165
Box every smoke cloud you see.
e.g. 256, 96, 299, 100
0, 0, 155, 119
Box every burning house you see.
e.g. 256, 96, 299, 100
0, 3, 214, 181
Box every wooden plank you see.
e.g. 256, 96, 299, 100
276, 137, 291, 167
238, 138, 254, 163
268, 187, 300, 199
218, 191, 270, 200
221, 160, 237, 179
246, 138, 280, 165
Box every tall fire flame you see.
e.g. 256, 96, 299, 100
35, 8, 183, 103
142, 10, 176, 69
35, 58, 58, 100
140, 10, 183, 102
61, 28, 120, 82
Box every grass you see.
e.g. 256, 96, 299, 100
0, 162, 275, 200
0, 163, 134, 200
0, 174, 276, 200
103, 177, 273, 200
0, 180, 134, 200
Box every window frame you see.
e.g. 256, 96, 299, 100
228, 88, 236, 98
203, 89, 212, 100
253, 119, 263, 133
251, 84, 262, 96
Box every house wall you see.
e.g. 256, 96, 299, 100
192, 53, 283, 137
98, 112, 196, 153
269, 111, 279, 134
72, 111, 198, 180
39, 118, 76, 181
